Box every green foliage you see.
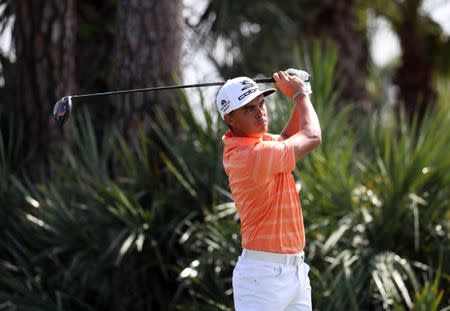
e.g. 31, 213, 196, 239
0, 111, 195, 309
1, 48, 449, 310
170, 45, 450, 310
195, 0, 301, 77
405, 267, 444, 311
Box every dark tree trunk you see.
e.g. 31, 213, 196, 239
76, 0, 116, 93
14, 0, 76, 168
111, 1, 183, 309
113, 0, 183, 141
394, 6, 436, 123
73, 0, 117, 130
309, 0, 369, 110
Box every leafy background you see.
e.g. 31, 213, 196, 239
1, 0, 450, 310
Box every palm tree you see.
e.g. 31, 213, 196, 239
113, 0, 184, 141
195, 0, 368, 108
303, 0, 369, 109
12, 0, 76, 168
111, 1, 184, 308
371, 0, 450, 121
75, 0, 116, 95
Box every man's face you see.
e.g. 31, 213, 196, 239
224, 95, 268, 138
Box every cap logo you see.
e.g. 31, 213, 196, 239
221, 99, 230, 112
241, 79, 256, 90
238, 79, 258, 100
238, 88, 257, 101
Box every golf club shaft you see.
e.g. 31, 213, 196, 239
71, 77, 276, 100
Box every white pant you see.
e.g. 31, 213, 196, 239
232, 250, 312, 311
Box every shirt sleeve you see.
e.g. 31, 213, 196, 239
250, 139, 296, 182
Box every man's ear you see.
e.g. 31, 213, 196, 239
224, 113, 234, 127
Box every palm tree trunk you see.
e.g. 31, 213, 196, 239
309, 0, 369, 110
113, 0, 183, 141
14, 0, 76, 168
111, 1, 183, 309
394, 4, 436, 123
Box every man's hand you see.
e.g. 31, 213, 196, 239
286, 68, 312, 95
273, 71, 305, 99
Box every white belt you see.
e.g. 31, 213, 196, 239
242, 249, 305, 266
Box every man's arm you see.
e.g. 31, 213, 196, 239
274, 71, 322, 162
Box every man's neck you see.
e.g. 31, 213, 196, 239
231, 130, 264, 139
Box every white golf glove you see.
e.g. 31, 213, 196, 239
286, 68, 312, 95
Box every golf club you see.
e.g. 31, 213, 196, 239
53, 74, 311, 126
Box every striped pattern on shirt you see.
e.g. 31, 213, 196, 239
222, 130, 305, 254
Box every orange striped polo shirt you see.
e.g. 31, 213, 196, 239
222, 130, 305, 254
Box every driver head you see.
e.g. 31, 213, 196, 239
53, 96, 72, 126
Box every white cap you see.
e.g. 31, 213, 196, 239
216, 77, 276, 119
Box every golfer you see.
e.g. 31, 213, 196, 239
216, 69, 321, 310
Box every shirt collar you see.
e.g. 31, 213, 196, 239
222, 130, 267, 147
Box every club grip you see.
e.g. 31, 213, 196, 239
254, 77, 275, 83
255, 74, 311, 83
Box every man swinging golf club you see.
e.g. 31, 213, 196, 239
217, 69, 321, 310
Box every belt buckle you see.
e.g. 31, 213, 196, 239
284, 253, 304, 266
294, 254, 302, 266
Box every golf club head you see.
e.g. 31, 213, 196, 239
53, 96, 72, 126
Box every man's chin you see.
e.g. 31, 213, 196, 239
248, 126, 268, 138
260, 122, 269, 132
